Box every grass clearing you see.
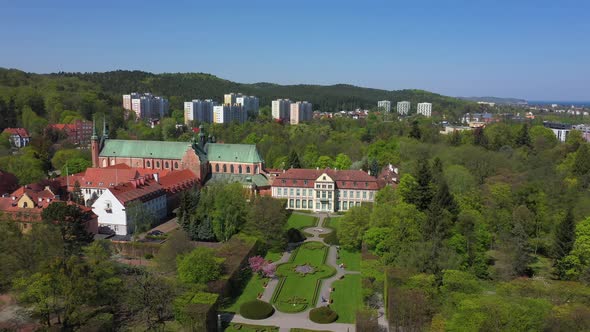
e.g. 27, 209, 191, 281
336, 248, 361, 272
272, 242, 336, 313
287, 214, 318, 230
223, 273, 267, 313
330, 273, 362, 323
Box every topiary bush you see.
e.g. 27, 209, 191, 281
240, 300, 275, 319
309, 306, 338, 323
287, 228, 306, 243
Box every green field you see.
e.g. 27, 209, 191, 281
330, 273, 362, 323
272, 242, 336, 312
336, 249, 361, 272
223, 273, 267, 313
225, 323, 279, 332
325, 217, 342, 231
286, 214, 318, 230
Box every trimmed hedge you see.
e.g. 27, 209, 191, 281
309, 306, 338, 324
240, 300, 275, 320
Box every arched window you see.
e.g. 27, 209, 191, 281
102, 159, 107, 167
246, 166, 251, 173
165, 162, 169, 169
223, 164, 227, 172
23, 202, 28, 208
156, 161, 160, 168
146, 161, 151, 168
174, 162, 179, 169
111, 160, 115, 165
215, 164, 220, 172
230, 165, 234, 173
238, 165, 242, 174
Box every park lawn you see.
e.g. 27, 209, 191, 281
330, 273, 362, 323
225, 323, 279, 332
223, 273, 267, 313
265, 250, 283, 263
286, 214, 317, 230
325, 217, 343, 232
273, 242, 335, 312
336, 249, 361, 272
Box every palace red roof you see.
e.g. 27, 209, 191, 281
79, 168, 141, 188
158, 169, 198, 193
274, 168, 381, 190
2, 128, 30, 138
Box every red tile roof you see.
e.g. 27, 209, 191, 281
2, 128, 30, 138
274, 168, 382, 190
109, 175, 165, 205
79, 168, 141, 189
158, 169, 198, 193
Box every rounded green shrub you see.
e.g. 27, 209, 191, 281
309, 306, 338, 323
240, 300, 275, 320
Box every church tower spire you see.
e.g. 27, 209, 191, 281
91, 117, 100, 168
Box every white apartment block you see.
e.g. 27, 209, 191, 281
397, 101, 411, 115
290, 101, 313, 125
213, 105, 247, 124
184, 99, 217, 124
417, 103, 432, 117
124, 93, 169, 120
272, 99, 292, 121
378, 100, 391, 112
236, 96, 260, 116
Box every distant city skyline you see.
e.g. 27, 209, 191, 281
1, 0, 589, 101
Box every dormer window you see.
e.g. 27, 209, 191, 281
304, 180, 308, 185
293, 180, 297, 184
353, 181, 357, 187
282, 179, 286, 185
365, 182, 368, 187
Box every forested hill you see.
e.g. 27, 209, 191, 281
0, 68, 475, 119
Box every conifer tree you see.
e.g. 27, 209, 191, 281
554, 208, 576, 259
369, 159, 380, 178
409, 120, 422, 140
573, 144, 590, 176
287, 150, 301, 169
515, 124, 531, 148
413, 158, 434, 211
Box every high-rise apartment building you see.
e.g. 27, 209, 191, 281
123, 93, 169, 120
290, 101, 313, 125
417, 103, 432, 117
213, 105, 247, 124
236, 96, 259, 116
377, 100, 391, 112
397, 101, 411, 115
272, 99, 292, 121
184, 99, 217, 124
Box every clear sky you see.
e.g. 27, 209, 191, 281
1, 0, 589, 100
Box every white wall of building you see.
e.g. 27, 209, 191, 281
272, 99, 292, 121
417, 103, 432, 117
397, 101, 411, 115
378, 100, 391, 112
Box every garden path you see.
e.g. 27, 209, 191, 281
227, 212, 374, 332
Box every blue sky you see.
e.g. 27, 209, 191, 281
1, 0, 589, 100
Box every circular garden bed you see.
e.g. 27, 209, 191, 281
309, 306, 338, 324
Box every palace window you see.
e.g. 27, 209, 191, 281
296, 200, 300, 208
302, 200, 307, 209
343, 191, 347, 198
356, 191, 360, 198
369, 192, 374, 200
290, 188, 294, 196
289, 199, 294, 208
343, 201, 348, 210
363, 191, 367, 199
296, 189, 300, 196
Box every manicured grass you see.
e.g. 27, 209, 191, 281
272, 242, 336, 313
265, 251, 283, 263
330, 273, 362, 323
336, 248, 361, 272
287, 214, 318, 230
325, 217, 343, 231
225, 323, 279, 332
223, 273, 267, 313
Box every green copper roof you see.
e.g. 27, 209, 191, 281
100, 139, 207, 162
207, 173, 270, 187
205, 143, 263, 163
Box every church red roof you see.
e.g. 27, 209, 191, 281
109, 175, 165, 205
